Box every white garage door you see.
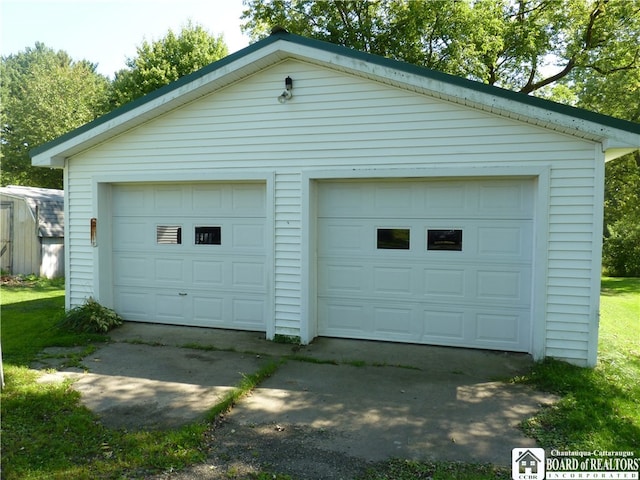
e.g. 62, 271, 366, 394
112, 182, 267, 331
317, 178, 534, 352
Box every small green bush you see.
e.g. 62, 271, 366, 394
58, 297, 123, 333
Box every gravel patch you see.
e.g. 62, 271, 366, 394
151, 415, 374, 480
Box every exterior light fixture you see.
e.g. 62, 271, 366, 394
278, 76, 293, 103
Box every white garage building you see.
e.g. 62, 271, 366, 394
31, 31, 640, 367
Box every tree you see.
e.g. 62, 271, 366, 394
110, 23, 228, 107
1, 43, 110, 188
571, 58, 640, 275
241, 0, 640, 94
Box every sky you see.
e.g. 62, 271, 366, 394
0, 0, 251, 78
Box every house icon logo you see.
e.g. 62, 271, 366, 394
512, 448, 545, 480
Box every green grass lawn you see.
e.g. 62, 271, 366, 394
517, 277, 640, 454
1, 282, 209, 480
1, 277, 638, 479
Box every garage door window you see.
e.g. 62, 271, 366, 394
157, 225, 182, 245
195, 226, 221, 245
427, 229, 462, 251
377, 228, 410, 250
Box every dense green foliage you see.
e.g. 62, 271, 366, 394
573, 57, 640, 276
241, 0, 640, 93
110, 22, 228, 107
0, 44, 110, 188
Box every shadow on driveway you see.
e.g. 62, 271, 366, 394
34, 322, 557, 472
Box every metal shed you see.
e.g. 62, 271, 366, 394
0, 185, 64, 278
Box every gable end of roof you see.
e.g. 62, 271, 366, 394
30, 30, 639, 165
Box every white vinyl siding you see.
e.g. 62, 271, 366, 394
274, 171, 303, 336
65, 59, 601, 365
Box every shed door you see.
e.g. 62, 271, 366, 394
112, 183, 267, 331
0, 202, 13, 274
317, 178, 534, 352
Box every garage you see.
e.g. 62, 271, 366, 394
317, 178, 534, 352
112, 182, 267, 331
31, 30, 640, 365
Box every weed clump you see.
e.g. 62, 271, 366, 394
59, 297, 123, 333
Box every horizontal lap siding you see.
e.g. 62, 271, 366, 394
67, 59, 599, 362
66, 179, 93, 307
547, 164, 599, 364
275, 172, 302, 335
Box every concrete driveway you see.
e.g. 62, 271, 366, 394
35, 323, 556, 471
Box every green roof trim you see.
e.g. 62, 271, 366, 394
30, 30, 639, 158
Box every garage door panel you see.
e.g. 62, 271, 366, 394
153, 186, 184, 211
424, 183, 468, 212
373, 184, 414, 213
155, 258, 186, 283
478, 183, 532, 214
112, 185, 147, 213
317, 178, 533, 353
476, 269, 527, 302
192, 296, 224, 325
319, 263, 367, 293
325, 224, 365, 252
231, 297, 266, 329
373, 266, 413, 295
231, 223, 265, 249
232, 261, 265, 289
114, 255, 149, 283
115, 289, 151, 319
373, 306, 415, 338
474, 311, 525, 347
192, 260, 224, 286
319, 183, 368, 215
476, 223, 532, 259
319, 302, 368, 334
112, 183, 267, 331
424, 268, 465, 296
231, 184, 265, 213
423, 310, 465, 340
156, 294, 187, 322
192, 186, 223, 211
113, 219, 148, 249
